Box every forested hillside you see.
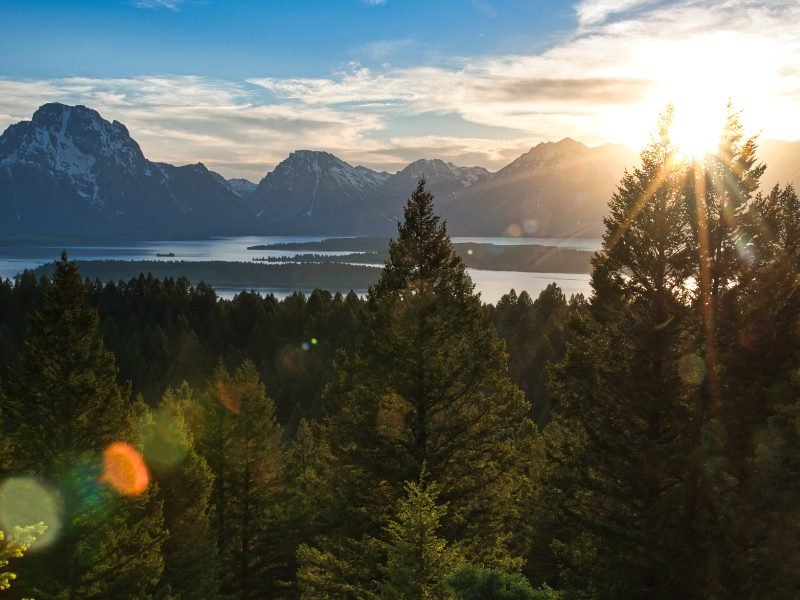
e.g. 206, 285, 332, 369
1, 107, 799, 598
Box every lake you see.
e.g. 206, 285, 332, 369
0, 236, 597, 304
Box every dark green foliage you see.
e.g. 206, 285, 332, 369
447, 565, 560, 600
3, 253, 130, 470
191, 362, 286, 599
2, 134, 799, 599
299, 179, 531, 595
537, 111, 698, 596
0, 252, 166, 599
737, 400, 800, 597
533, 106, 798, 598
486, 285, 571, 424
137, 384, 221, 599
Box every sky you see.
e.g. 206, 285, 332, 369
1, 0, 799, 180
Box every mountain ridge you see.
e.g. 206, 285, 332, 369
2, 103, 796, 238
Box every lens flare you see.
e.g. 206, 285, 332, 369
100, 443, 150, 496
137, 408, 189, 471
0, 477, 62, 550
278, 346, 303, 373
310, 337, 318, 346
301, 342, 310, 352
523, 219, 539, 234
504, 223, 522, 237
214, 381, 241, 414
678, 353, 706, 385
735, 236, 756, 266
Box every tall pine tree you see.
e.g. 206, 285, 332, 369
192, 361, 285, 599
537, 110, 697, 596
300, 179, 530, 593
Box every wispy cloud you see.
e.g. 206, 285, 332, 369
575, 0, 655, 27
133, 0, 183, 10
253, 1, 800, 149
362, 0, 386, 5
0, 76, 387, 180
2, 1, 799, 180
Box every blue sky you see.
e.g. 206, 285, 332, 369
1, 0, 572, 80
1, 0, 799, 180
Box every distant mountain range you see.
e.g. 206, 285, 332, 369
1, 103, 797, 239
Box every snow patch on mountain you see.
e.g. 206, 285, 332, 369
395, 159, 489, 187
226, 178, 257, 197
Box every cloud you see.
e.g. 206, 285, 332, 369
133, 0, 183, 9
0, 76, 387, 181
362, 0, 386, 5
3, 1, 800, 179
575, 0, 655, 27
252, 1, 800, 149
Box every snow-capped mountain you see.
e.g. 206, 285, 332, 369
380, 158, 488, 207
393, 159, 488, 188
6, 102, 799, 240
247, 150, 394, 234
0, 103, 649, 239
0, 103, 250, 237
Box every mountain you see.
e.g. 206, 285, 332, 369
377, 159, 489, 221
0, 103, 250, 237
20, 103, 800, 240
760, 139, 800, 190
247, 150, 394, 234
226, 178, 258, 198
445, 139, 637, 237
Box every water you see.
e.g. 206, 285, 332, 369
467, 269, 592, 304
0, 236, 597, 303
453, 236, 602, 251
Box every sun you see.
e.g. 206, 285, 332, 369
669, 101, 726, 160
604, 32, 774, 160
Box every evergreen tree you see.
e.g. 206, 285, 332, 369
713, 183, 800, 595
378, 475, 462, 600
193, 362, 285, 599
301, 179, 530, 593
137, 384, 220, 599
447, 565, 560, 600
681, 107, 767, 595
538, 111, 697, 596
3, 252, 130, 470
0, 252, 166, 599
488, 285, 570, 424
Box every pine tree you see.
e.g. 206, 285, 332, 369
712, 183, 800, 595
378, 475, 462, 600
137, 384, 220, 599
193, 362, 285, 599
301, 179, 531, 592
3, 252, 130, 470
680, 106, 767, 595
538, 111, 698, 596
447, 565, 560, 600
0, 252, 166, 599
